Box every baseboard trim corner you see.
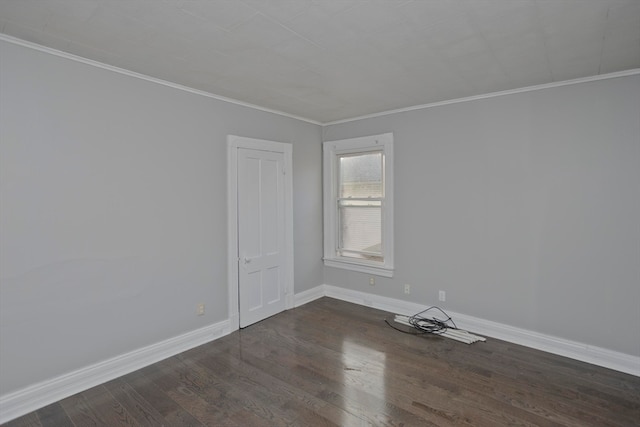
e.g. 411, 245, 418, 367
0, 319, 231, 424
294, 285, 326, 307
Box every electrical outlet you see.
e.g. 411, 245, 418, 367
369, 277, 375, 286
404, 284, 411, 294
439, 291, 446, 302
196, 303, 205, 316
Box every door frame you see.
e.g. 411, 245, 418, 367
227, 135, 294, 330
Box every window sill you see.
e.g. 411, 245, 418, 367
323, 258, 394, 278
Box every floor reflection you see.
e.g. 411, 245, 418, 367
340, 339, 387, 425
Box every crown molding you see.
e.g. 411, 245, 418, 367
324, 68, 640, 125
0, 34, 322, 126
2, 33, 638, 127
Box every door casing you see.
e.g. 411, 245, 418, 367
227, 135, 294, 329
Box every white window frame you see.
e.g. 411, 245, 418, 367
323, 133, 394, 277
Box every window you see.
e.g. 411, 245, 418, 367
323, 133, 394, 277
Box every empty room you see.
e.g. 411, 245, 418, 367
1, 0, 639, 425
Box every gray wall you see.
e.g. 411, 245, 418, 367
0, 39, 323, 395
1, 35, 638, 399
323, 74, 640, 357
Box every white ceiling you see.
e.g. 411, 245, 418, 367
1, 0, 639, 123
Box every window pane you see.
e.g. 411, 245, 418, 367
339, 206, 382, 256
339, 152, 382, 198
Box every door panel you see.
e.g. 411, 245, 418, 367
263, 266, 280, 303
238, 148, 286, 327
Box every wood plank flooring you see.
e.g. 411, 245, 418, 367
4, 297, 640, 426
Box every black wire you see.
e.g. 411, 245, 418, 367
386, 306, 457, 336
384, 319, 427, 335
411, 306, 457, 330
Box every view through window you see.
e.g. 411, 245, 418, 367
337, 151, 383, 262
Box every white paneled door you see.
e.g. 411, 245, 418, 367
235, 143, 291, 328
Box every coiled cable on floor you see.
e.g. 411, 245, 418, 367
385, 306, 456, 335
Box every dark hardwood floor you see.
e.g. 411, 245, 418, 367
5, 297, 640, 426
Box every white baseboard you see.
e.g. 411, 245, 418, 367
294, 285, 326, 307
3, 286, 637, 424
0, 320, 232, 424
314, 284, 640, 377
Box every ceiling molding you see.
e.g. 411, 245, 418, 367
0, 34, 323, 126
2, 33, 638, 127
324, 68, 640, 126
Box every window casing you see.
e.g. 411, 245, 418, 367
323, 133, 394, 277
